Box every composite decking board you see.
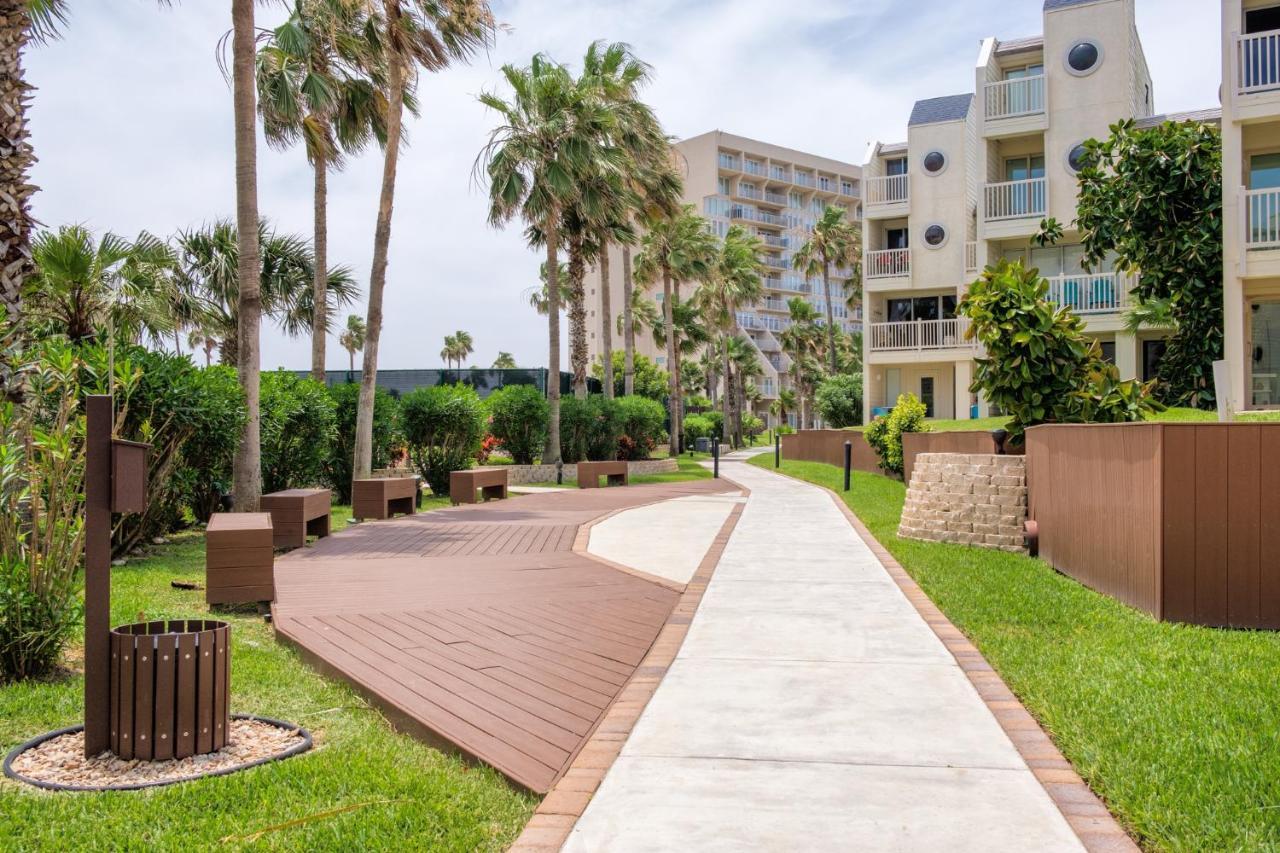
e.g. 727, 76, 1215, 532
272, 478, 739, 792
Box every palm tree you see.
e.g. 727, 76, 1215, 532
26, 225, 181, 344
770, 388, 797, 429
257, 0, 389, 383
339, 312, 366, 373
779, 296, 822, 429
793, 205, 859, 374
634, 205, 716, 455
440, 332, 457, 369
453, 329, 474, 367
697, 224, 764, 444
174, 220, 359, 365
478, 53, 599, 466
492, 351, 516, 369
188, 326, 220, 367
352, 0, 495, 482
523, 260, 571, 316
730, 338, 764, 446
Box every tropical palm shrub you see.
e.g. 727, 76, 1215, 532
259, 370, 337, 494
559, 395, 623, 463
325, 382, 399, 504
815, 373, 863, 428
616, 395, 666, 459
485, 384, 548, 465
865, 394, 928, 476
741, 414, 765, 443
400, 384, 486, 496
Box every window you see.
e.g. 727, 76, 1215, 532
923, 224, 948, 248
1066, 143, 1089, 174
885, 157, 908, 176
922, 150, 947, 175
1143, 339, 1166, 382
886, 295, 956, 322
1004, 62, 1043, 80
1099, 341, 1116, 364
1065, 40, 1102, 76
1246, 5, 1280, 34
840, 180, 855, 196
885, 227, 909, 250
717, 176, 730, 194
1004, 155, 1046, 181
1251, 153, 1280, 190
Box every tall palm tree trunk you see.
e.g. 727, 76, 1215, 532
231, 0, 263, 511
622, 245, 635, 397
822, 260, 837, 373
353, 12, 404, 481
0, 3, 34, 403
310, 146, 328, 382
599, 241, 613, 398
736, 377, 746, 447
662, 268, 677, 456
721, 339, 732, 445
672, 279, 684, 453
544, 221, 562, 465
567, 233, 588, 399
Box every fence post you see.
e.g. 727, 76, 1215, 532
843, 440, 852, 491
712, 437, 720, 479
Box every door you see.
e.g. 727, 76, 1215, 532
1003, 63, 1044, 114
1004, 155, 1046, 216
1245, 7, 1280, 90
919, 376, 935, 418
885, 368, 901, 409
1142, 339, 1166, 383
1251, 302, 1280, 407
1249, 154, 1280, 245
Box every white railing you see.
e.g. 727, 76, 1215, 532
983, 75, 1046, 119
865, 174, 909, 205
1247, 187, 1280, 248
736, 184, 762, 200
744, 159, 766, 176
866, 248, 910, 279
719, 154, 739, 170
770, 167, 790, 182
794, 172, 815, 188
984, 177, 1046, 221
762, 255, 789, 270
1044, 272, 1134, 314
1237, 29, 1280, 94
964, 241, 978, 274
765, 190, 788, 205
869, 319, 973, 352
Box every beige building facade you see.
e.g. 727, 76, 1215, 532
1223, 0, 1280, 413
862, 0, 1168, 422
586, 131, 862, 426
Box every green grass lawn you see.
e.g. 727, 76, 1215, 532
0, 503, 534, 851
747, 454, 1280, 851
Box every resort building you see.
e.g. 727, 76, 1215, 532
587, 130, 862, 425
1222, 0, 1280, 413
861, 0, 1168, 422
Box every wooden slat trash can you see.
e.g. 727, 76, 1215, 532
449, 467, 509, 505
577, 460, 629, 488
206, 513, 275, 604
260, 488, 332, 549
352, 477, 418, 520
109, 619, 230, 760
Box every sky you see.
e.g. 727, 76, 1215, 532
27, 0, 1218, 372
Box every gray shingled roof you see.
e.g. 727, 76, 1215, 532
908, 94, 974, 126
995, 35, 1044, 56
1134, 108, 1222, 129
1045, 0, 1102, 10
880, 142, 908, 155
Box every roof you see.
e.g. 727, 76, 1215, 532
908, 94, 974, 127
1134, 108, 1222, 129
1045, 0, 1105, 10
879, 142, 908, 155
995, 35, 1044, 56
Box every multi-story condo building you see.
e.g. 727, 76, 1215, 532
1222, 0, 1280, 413
586, 130, 862, 425
861, 0, 1166, 422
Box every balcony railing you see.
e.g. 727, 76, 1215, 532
866, 248, 910, 279
762, 255, 790, 270
964, 241, 978, 274
744, 159, 766, 176
869, 319, 973, 352
736, 184, 762, 201
729, 205, 787, 226
840, 184, 859, 198
983, 75, 1046, 119
1237, 29, 1280, 94
1247, 187, 1280, 248
760, 233, 788, 248
1044, 272, 1133, 315
794, 172, 815, 188
764, 190, 788, 205
770, 167, 790, 181
984, 177, 1046, 221
718, 153, 739, 170
818, 177, 833, 192
865, 174, 909, 205
737, 312, 789, 332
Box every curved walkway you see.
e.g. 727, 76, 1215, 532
564, 461, 1083, 851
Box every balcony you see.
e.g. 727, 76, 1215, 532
1247, 187, 1280, 249
744, 159, 767, 177
735, 184, 763, 201
729, 205, 787, 227
764, 190, 788, 205
984, 75, 1045, 120
737, 312, 789, 333
794, 172, 815, 188
769, 167, 791, 182
869, 318, 973, 353
866, 248, 911, 280
1044, 273, 1133, 315
865, 174, 909, 208
761, 255, 790, 270
760, 233, 788, 249
718, 153, 740, 170
1236, 29, 1280, 95
762, 298, 789, 312
984, 177, 1046, 221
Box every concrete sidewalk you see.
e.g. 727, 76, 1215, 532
564, 461, 1082, 852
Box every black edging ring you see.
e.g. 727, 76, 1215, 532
3, 714, 313, 792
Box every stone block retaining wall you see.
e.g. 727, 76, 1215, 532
898, 453, 1027, 553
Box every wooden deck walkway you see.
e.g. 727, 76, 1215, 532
272, 480, 739, 793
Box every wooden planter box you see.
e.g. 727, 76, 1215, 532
1026, 422, 1280, 629
109, 619, 230, 760
205, 513, 275, 604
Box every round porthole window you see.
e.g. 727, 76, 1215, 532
1066, 142, 1089, 174
1065, 40, 1102, 76
923, 224, 948, 249
922, 150, 947, 175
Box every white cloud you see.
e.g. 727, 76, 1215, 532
26, 0, 1219, 371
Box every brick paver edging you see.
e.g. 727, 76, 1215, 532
804, 472, 1138, 853
508, 479, 750, 852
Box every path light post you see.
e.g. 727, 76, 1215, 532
775, 432, 781, 468
712, 436, 719, 479
843, 440, 852, 492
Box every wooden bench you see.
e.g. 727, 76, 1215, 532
260, 487, 332, 549
352, 477, 418, 520
577, 460, 629, 488
450, 467, 509, 505
206, 513, 274, 604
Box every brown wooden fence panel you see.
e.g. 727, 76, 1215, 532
1227, 426, 1261, 627
780, 431, 879, 473
902, 431, 1004, 485
1262, 428, 1280, 628
1161, 426, 1196, 623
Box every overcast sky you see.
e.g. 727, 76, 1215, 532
28, 0, 1217, 371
